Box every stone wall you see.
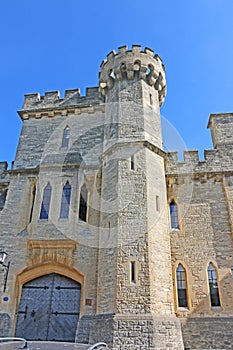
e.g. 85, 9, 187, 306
167, 174, 233, 317
181, 317, 233, 349
77, 314, 184, 350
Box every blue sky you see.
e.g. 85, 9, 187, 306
1, 0, 233, 165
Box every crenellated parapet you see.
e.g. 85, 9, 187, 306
99, 45, 166, 106
165, 149, 230, 176
19, 87, 101, 120
166, 113, 233, 176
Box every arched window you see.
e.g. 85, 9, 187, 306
60, 182, 71, 219
79, 185, 88, 222
40, 183, 52, 220
208, 263, 220, 307
176, 264, 188, 308
61, 126, 70, 148
170, 200, 179, 229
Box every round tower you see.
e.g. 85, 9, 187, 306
99, 45, 167, 152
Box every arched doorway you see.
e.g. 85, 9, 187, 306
15, 273, 81, 341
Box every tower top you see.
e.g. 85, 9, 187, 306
99, 45, 167, 106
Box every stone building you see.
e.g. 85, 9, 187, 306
0, 45, 233, 349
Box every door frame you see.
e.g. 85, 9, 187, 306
13, 263, 84, 337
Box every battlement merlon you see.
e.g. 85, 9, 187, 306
99, 44, 166, 106
208, 113, 233, 148
20, 87, 101, 117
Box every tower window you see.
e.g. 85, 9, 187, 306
130, 155, 135, 170
40, 183, 52, 220
130, 261, 136, 284
208, 263, 221, 307
60, 182, 71, 219
61, 126, 70, 148
156, 195, 160, 212
176, 264, 188, 308
149, 93, 153, 105
170, 200, 179, 229
79, 185, 88, 222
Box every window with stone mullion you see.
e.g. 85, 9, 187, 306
208, 263, 220, 307
176, 264, 188, 308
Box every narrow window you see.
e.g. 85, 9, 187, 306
176, 264, 188, 307
156, 195, 160, 212
131, 155, 135, 170
130, 261, 136, 284
29, 186, 36, 223
79, 185, 88, 222
40, 183, 52, 220
170, 200, 179, 229
149, 93, 153, 105
61, 126, 70, 148
208, 263, 220, 307
60, 182, 71, 219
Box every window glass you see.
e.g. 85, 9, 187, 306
170, 200, 179, 229
176, 264, 188, 307
60, 182, 71, 219
40, 183, 52, 220
208, 263, 220, 307
61, 126, 70, 148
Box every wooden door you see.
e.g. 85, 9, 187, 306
15, 273, 81, 341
